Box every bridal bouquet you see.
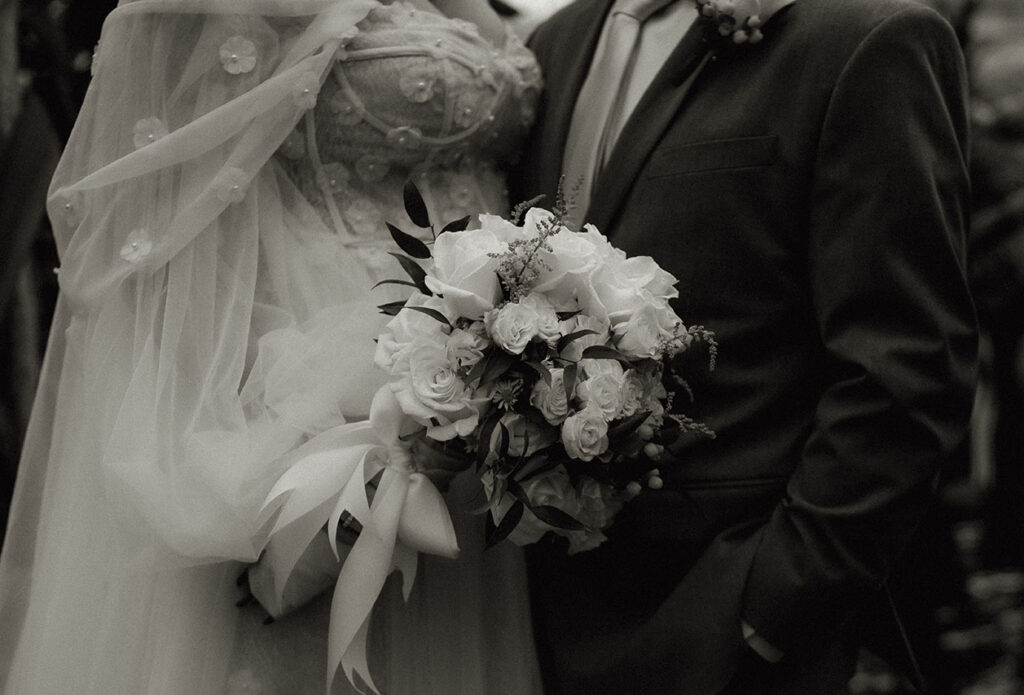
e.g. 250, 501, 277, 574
376, 184, 716, 553
251, 185, 716, 692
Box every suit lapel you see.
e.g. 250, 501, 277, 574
586, 19, 715, 233
533, 0, 614, 200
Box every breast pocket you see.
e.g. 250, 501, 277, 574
646, 135, 778, 179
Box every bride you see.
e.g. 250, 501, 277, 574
0, 0, 544, 692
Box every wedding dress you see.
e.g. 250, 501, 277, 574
0, 1, 543, 692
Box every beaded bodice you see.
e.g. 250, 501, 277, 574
277, 3, 542, 275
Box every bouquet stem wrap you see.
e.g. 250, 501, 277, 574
258, 386, 459, 694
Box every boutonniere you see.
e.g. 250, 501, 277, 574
695, 0, 796, 45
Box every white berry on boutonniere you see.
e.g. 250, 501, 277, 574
695, 0, 796, 45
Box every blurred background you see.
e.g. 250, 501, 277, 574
0, 0, 1021, 693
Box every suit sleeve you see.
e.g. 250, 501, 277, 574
739, 6, 977, 654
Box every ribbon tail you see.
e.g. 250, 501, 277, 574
397, 472, 460, 559
336, 618, 377, 695
327, 475, 408, 694
328, 450, 383, 559
391, 541, 419, 602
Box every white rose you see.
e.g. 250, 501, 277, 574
391, 338, 483, 441
485, 301, 540, 354
561, 406, 609, 461
529, 220, 618, 316
613, 301, 683, 359
576, 372, 625, 421
535, 224, 603, 284
445, 328, 487, 371
620, 256, 678, 299
530, 368, 569, 425
618, 369, 647, 418
374, 295, 452, 374
519, 293, 561, 345
578, 357, 625, 381
586, 256, 679, 329
425, 220, 526, 319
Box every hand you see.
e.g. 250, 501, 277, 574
409, 435, 474, 492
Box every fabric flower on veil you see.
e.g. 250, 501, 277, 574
132, 117, 169, 149
219, 35, 258, 74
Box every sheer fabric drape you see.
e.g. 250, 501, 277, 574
0, 2, 541, 692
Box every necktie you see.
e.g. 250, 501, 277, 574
562, 0, 675, 227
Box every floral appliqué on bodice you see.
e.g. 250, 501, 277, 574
276, 3, 542, 280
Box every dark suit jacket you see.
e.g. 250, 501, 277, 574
515, 1, 978, 693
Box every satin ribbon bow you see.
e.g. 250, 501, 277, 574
259, 386, 459, 694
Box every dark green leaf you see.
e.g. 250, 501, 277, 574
476, 411, 503, 464
387, 222, 431, 259
466, 350, 495, 385
609, 433, 646, 459
388, 252, 431, 295
403, 180, 431, 229
556, 310, 581, 321
480, 350, 517, 385
563, 362, 578, 405
378, 301, 407, 316
580, 345, 630, 362
523, 360, 552, 386
506, 477, 530, 505
608, 410, 652, 440
440, 215, 472, 234
403, 305, 452, 329
530, 505, 586, 531
486, 500, 524, 548
372, 279, 419, 291
497, 423, 511, 459
557, 329, 597, 354
518, 455, 566, 481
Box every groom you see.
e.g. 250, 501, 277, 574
514, 0, 977, 693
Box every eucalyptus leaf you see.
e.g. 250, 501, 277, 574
497, 422, 511, 459
563, 362, 578, 405
523, 360, 552, 386
403, 180, 431, 229
403, 305, 452, 329
480, 350, 517, 385
608, 410, 652, 440
372, 279, 419, 291
580, 345, 631, 362
557, 329, 597, 354
440, 215, 472, 234
388, 252, 431, 295
530, 505, 586, 531
466, 349, 494, 384
378, 301, 407, 316
506, 477, 529, 505
486, 500, 524, 548
387, 222, 431, 259
476, 411, 503, 463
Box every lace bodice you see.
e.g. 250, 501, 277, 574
277, 3, 542, 276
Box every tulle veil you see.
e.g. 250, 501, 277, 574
0, 1, 540, 692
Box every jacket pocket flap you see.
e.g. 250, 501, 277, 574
647, 135, 778, 178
